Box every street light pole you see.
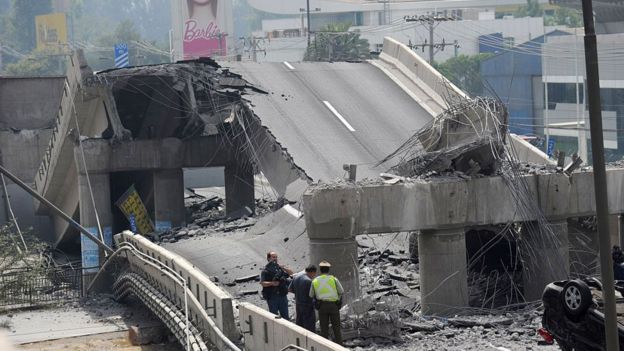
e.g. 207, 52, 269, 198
581, 1, 619, 350
307, 0, 311, 47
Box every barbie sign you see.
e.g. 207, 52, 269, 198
172, 0, 233, 59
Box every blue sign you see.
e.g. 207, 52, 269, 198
81, 229, 100, 273
114, 43, 129, 68
129, 214, 137, 233
547, 138, 556, 157
156, 220, 172, 232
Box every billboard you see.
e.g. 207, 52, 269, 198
115, 185, 154, 235
171, 0, 234, 60
35, 13, 68, 53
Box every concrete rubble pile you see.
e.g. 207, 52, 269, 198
380, 97, 508, 178
336, 238, 552, 349
90, 58, 266, 142
152, 192, 276, 244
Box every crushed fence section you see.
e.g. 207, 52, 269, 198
0, 266, 85, 309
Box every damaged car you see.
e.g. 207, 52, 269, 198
540, 278, 624, 350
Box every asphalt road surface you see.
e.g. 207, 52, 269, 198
225, 60, 433, 181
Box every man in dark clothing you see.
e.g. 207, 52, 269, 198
289, 264, 317, 332
260, 251, 293, 320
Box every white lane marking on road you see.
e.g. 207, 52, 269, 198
283, 61, 295, 70
322, 101, 356, 132
283, 204, 303, 218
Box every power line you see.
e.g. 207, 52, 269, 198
404, 14, 459, 63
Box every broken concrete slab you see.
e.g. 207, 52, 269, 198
128, 325, 166, 346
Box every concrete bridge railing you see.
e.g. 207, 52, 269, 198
114, 231, 239, 345
378, 37, 468, 111
34, 50, 90, 201
115, 232, 348, 351
239, 303, 348, 351
377, 36, 549, 165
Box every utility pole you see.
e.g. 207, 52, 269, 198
581, 1, 619, 350
300, 2, 321, 48
249, 37, 266, 63
307, 0, 311, 47
252, 37, 257, 63
380, 0, 391, 25
404, 14, 458, 64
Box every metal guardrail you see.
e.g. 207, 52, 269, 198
0, 266, 86, 309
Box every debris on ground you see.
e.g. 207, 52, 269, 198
153, 194, 276, 243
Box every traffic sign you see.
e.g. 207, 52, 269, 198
114, 43, 129, 68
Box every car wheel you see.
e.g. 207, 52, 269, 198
556, 340, 573, 351
561, 279, 592, 317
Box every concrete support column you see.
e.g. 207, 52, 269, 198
418, 227, 468, 316
78, 173, 113, 276
153, 169, 185, 231
522, 220, 569, 301
609, 214, 621, 249
568, 218, 599, 277
224, 162, 254, 217
613, 214, 624, 247
309, 238, 360, 304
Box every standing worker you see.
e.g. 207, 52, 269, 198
260, 251, 293, 320
309, 260, 344, 345
289, 264, 318, 331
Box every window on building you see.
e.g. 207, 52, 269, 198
503, 37, 514, 48
545, 82, 584, 109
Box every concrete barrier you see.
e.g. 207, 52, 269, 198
509, 134, 555, 165
239, 303, 348, 351
114, 231, 239, 343
379, 36, 468, 106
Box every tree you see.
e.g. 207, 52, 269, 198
71, 0, 170, 43
304, 23, 371, 62
514, 0, 543, 18
4, 0, 52, 53
434, 53, 493, 97
85, 20, 168, 70
0, 224, 46, 304
96, 19, 142, 47
3, 47, 65, 76
545, 7, 583, 27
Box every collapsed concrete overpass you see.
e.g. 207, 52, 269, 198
19, 34, 573, 349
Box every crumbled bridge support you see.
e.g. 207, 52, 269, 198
419, 227, 469, 315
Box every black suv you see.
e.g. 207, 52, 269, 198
541, 278, 624, 350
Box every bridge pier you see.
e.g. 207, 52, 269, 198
153, 169, 185, 231
419, 227, 469, 315
309, 238, 360, 303
224, 162, 255, 217
521, 220, 569, 301
78, 172, 113, 290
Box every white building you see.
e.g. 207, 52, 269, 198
354, 16, 545, 62
247, 0, 549, 23
542, 33, 624, 161
249, 0, 553, 63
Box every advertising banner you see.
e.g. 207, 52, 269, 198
171, 0, 234, 60
35, 13, 68, 53
115, 185, 154, 234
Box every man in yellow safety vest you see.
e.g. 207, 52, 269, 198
309, 260, 344, 345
